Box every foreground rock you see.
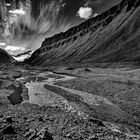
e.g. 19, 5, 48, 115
0, 66, 140, 140
0, 103, 139, 140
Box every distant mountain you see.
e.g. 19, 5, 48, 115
25, 0, 140, 66
12, 51, 32, 58
12, 51, 32, 62
0, 48, 15, 63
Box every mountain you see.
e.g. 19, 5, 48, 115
25, 0, 140, 66
12, 51, 32, 61
12, 51, 32, 58
0, 48, 15, 63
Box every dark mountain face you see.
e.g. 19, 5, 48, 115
0, 48, 15, 63
25, 0, 140, 66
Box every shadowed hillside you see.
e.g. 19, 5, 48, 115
0, 48, 15, 63
25, 0, 140, 66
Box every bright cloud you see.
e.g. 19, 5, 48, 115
77, 7, 92, 19
6, 3, 11, 6
9, 8, 25, 15
0, 43, 6, 46
5, 46, 25, 52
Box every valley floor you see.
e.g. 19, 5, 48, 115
0, 64, 140, 139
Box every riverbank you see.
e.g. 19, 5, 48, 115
0, 66, 140, 139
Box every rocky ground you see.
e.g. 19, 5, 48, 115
0, 64, 140, 140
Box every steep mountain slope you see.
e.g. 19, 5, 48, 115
0, 48, 15, 63
25, 0, 140, 66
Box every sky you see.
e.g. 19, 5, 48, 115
0, 0, 122, 55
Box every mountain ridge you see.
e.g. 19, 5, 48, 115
0, 48, 16, 63
25, 0, 140, 66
